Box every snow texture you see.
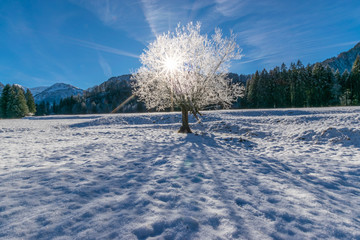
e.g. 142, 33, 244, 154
1, 107, 360, 239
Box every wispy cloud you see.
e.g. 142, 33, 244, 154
69, 0, 152, 43
68, 37, 139, 58
140, 0, 193, 36
70, 0, 125, 25
139, 0, 252, 38
98, 55, 112, 77
214, 0, 248, 18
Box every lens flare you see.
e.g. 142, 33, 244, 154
164, 57, 178, 72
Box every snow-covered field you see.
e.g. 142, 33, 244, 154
1, 107, 360, 239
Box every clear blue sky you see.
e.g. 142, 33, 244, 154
1, 0, 359, 89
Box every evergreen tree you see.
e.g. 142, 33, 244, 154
312, 63, 328, 106
289, 62, 297, 106
331, 69, 342, 105
246, 71, 260, 108
36, 101, 46, 116
270, 66, 282, 108
280, 63, 291, 107
340, 69, 351, 105
261, 69, 274, 108
351, 55, 360, 104
25, 89, 36, 114
7, 85, 29, 118
323, 66, 334, 106
0, 84, 12, 118
295, 60, 306, 107
304, 64, 314, 107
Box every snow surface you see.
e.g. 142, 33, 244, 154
1, 107, 360, 239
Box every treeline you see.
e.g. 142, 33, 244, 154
243, 55, 360, 108
35, 78, 144, 115
0, 84, 36, 118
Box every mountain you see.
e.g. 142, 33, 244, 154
85, 74, 132, 93
30, 86, 49, 96
83, 74, 139, 113
34, 83, 83, 104
322, 42, 360, 73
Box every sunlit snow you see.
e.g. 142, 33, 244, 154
1, 107, 360, 239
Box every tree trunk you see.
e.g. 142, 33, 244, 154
178, 107, 192, 133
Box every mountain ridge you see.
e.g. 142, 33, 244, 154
322, 41, 360, 73
34, 83, 83, 104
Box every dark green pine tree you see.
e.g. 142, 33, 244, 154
246, 71, 260, 108
351, 55, 360, 104
7, 85, 29, 118
270, 66, 281, 108
257, 69, 273, 108
341, 69, 351, 105
311, 63, 329, 106
25, 89, 36, 114
289, 62, 297, 107
304, 64, 313, 107
280, 63, 291, 107
36, 101, 46, 116
5, 86, 16, 118
323, 66, 334, 106
0, 84, 12, 118
295, 60, 306, 107
331, 69, 342, 105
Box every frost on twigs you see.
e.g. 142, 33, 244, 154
132, 22, 244, 133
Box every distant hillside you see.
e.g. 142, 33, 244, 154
83, 74, 140, 113
86, 74, 132, 93
34, 83, 83, 104
322, 42, 360, 73
30, 86, 49, 96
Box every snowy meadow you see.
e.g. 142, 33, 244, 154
1, 107, 360, 239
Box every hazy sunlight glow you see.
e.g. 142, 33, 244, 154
164, 58, 178, 71
161, 55, 182, 75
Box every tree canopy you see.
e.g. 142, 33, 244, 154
133, 22, 244, 132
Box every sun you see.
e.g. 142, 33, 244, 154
164, 57, 178, 72
161, 54, 182, 74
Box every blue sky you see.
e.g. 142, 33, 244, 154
1, 0, 359, 89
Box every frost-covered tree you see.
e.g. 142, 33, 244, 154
133, 22, 243, 133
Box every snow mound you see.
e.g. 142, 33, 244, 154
132, 217, 199, 239
297, 127, 360, 146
